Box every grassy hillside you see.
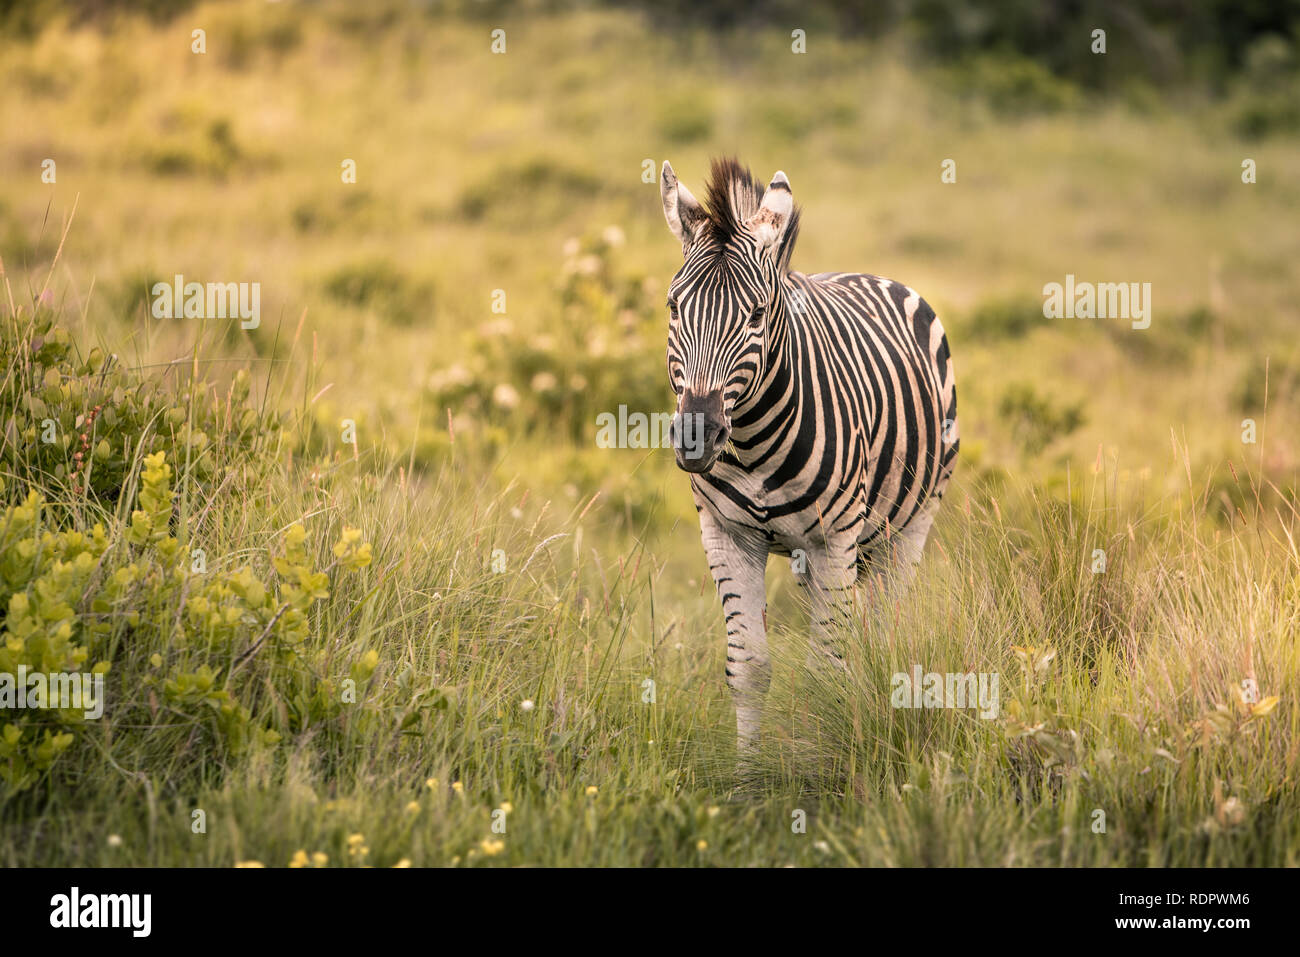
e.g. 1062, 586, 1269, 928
1, 0, 1297, 866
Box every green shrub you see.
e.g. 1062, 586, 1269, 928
961, 296, 1045, 340
1, 310, 282, 505
0, 448, 374, 793
321, 258, 434, 326
0, 310, 376, 794
1235, 353, 1300, 413
425, 228, 671, 447
1232, 35, 1300, 139
946, 53, 1082, 115
997, 381, 1085, 454
141, 118, 247, 179
456, 158, 603, 223
654, 92, 714, 144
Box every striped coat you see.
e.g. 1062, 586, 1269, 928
660, 158, 958, 751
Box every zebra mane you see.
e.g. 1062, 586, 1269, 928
702, 156, 800, 273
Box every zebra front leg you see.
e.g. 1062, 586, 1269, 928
699, 516, 770, 754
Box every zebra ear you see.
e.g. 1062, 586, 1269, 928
661, 161, 703, 248
747, 171, 793, 253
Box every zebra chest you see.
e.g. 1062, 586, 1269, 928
691, 458, 834, 546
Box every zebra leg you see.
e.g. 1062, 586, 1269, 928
868, 497, 941, 594
892, 497, 939, 579
804, 542, 860, 671
698, 514, 770, 754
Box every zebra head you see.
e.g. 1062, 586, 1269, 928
660, 158, 798, 473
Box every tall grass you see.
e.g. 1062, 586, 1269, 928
2, 274, 1295, 865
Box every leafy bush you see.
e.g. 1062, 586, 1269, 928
944, 53, 1082, 115
998, 381, 1085, 454
655, 92, 715, 143
1, 313, 375, 794
961, 296, 1045, 340
0, 446, 374, 792
2, 309, 282, 504
1232, 34, 1300, 139
425, 227, 671, 447
321, 258, 434, 326
456, 157, 603, 223
140, 117, 248, 179
1235, 353, 1300, 413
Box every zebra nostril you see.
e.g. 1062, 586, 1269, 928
673, 389, 728, 463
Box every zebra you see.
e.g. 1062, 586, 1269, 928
659, 157, 959, 753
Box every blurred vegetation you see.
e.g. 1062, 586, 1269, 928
997, 381, 1086, 455
7, 0, 1300, 126
426, 229, 667, 444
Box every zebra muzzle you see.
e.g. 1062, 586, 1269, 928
671, 389, 729, 472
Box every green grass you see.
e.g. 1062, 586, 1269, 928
1, 0, 1298, 866
2, 297, 1296, 867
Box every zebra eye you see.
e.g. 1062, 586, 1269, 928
747, 306, 765, 327
667, 300, 680, 321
